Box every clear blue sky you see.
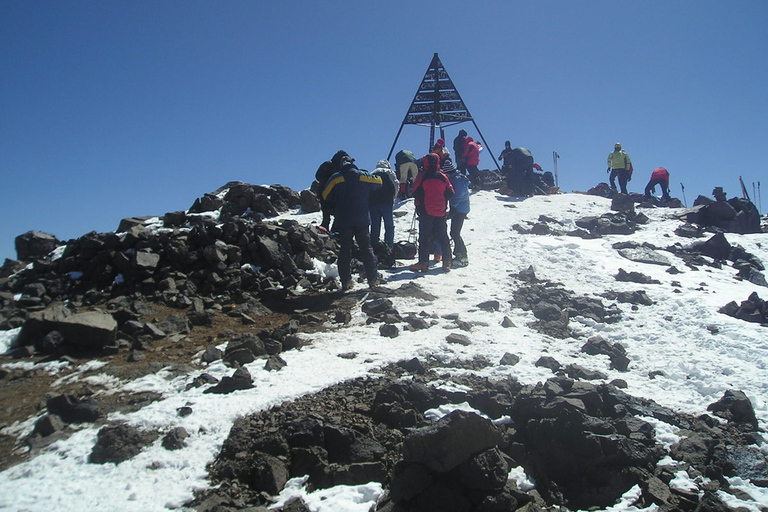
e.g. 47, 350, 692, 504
2, 1, 766, 262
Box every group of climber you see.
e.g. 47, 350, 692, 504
315, 143, 470, 290
605, 142, 671, 202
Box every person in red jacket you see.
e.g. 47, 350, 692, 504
644, 167, 671, 201
410, 153, 454, 272
463, 136, 482, 187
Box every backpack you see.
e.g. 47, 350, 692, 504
392, 241, 417, 259
372, 240, 396, 268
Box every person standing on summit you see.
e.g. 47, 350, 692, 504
606, 142, 633, 195
322, 152, 383, 290
453, 129, 468, 172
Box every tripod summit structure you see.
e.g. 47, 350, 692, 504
387, 53, 500, 172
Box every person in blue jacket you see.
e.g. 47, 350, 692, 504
322, 152, 383, 290
442, 153, 471, 267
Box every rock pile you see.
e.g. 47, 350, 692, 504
194, 362, 761, 512
0, 182, 346, 357
688, 187, 761, 234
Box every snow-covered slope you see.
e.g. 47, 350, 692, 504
1, 190, 767, 512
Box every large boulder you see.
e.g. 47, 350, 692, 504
17, 306, 117, 353
15, 231, 60, 261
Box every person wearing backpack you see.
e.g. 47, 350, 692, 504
395, 150, 418, 199
322, 152, 383, 290
369, 159, 399, 248
606, 142, 633, 195
442, 153, 470, 267
410, 153, 454, 272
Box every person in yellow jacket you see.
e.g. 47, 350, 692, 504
606, 142, 633, 194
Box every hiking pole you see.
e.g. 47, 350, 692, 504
759, 181, 762, 214
680, 182, 687, 207
552, 151, 560, 187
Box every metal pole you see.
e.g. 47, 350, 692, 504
680, 182, 687, 207
553, 151, 560, 187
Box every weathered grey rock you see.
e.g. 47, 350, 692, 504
89, 423, 157, 464
616, 246, 671, 266
707, 389, 758, 430
46, 394, 102, 424
19, 307, 117, 353
402, 410, 503, 473
379, 324, 399, 338
446, 333, 471, 346
265, 355, 287, 372
162, 427, 190, 450
14, 231, 60, 260
499, 352, 520, 366
299, 189, 321, 213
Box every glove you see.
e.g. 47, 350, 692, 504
606, 167, 611, 173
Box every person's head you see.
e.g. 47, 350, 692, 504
331, 150, 352, 170
436, 138, 445, 148
422, 153, 439, 173
614, 142, 622, 151
459, 129, 467, 137
505, 141, 511, 148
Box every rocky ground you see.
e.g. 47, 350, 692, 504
2, 182, 767, 511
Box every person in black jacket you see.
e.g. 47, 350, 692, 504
322, 153, 383, 290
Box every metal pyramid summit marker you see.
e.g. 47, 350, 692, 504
387, 53, 499, 171
404, 53, 472, 127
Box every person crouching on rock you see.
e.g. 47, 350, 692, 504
322, 153, 383, 290
410, 153, 454, 272
644, 167, 671, 202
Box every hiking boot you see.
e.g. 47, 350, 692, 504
369, 274, 387, 288
442, 260, 452, 272
410, 262, 428, 272
432, 254, 442, 263
453, 255, 469, 267
342, 281, 354, 291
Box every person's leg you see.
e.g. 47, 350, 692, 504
644, 180, 654, 198
618, 169, 629, 194
609, 169, 618, 191
369, 205, 383, 243
450, 213, 466, 257
338, 227, 354, 288
382, 206, 395, 247
353, 226, 378, 284
416, 216, 434, 264
435, 217, 452, 268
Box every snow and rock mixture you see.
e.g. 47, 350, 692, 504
1, 182, 767, 512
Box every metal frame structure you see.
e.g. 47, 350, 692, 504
387, 53, 501, 172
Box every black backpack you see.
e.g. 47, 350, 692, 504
392, 241, 417, 259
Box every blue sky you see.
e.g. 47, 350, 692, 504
1, 1, 766, 262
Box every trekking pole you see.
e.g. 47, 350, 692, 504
552, 151, 560, 187
680, 182, 687, 207
759, 181, 762, 214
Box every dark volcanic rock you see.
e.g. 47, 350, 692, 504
89, 423, 158, 464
